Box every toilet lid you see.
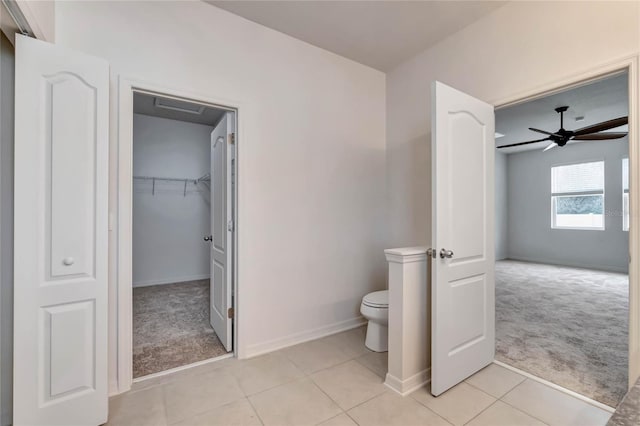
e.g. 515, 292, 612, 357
363, 290, 388, 308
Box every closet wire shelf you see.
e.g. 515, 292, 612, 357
133, 173, 210, 196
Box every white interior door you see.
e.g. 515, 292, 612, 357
209, 112, 233, 352
13, 35, 109, 424
431, 81, 495, 396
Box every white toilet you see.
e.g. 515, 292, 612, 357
360, 290, 389, 352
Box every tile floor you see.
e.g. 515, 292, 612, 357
107, 326, 613, 426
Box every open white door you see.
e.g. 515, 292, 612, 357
13, 35, 109, 424
431, 81, 495, 396
208, 112, 234, 352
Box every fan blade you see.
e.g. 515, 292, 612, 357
572, 132, 627, 141
573, 116, 628, 136
529, 127, 561, 137
497, 137, 550, 149
543, 142, 557, 152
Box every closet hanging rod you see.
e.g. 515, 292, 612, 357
133, 175, 199, 183
133, 175, 207, 196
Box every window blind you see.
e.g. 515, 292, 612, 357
551, 161, 604, 194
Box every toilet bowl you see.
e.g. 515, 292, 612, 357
360, 290, 389, 352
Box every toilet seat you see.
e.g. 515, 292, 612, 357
362, 290, 388, 308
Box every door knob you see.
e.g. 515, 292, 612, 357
204, 235, 213, 242
440, 248, 454, 259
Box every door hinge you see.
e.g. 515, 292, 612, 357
228, 133, 235, 145
228, 307, 234, 318
227, 220, 234, 232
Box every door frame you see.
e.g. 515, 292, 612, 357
116, 77, 241, 393
491, 54, 640, 389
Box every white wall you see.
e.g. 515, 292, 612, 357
132, 114, 212, 287
495, 151, 508, 260
0, 30, 13, 426
507, 139, 629, 272
386, 1, 639, 369
54, 1, 387, 392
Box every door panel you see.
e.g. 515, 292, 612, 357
431, 81, 495, 396
47, 73, 97, 279
209, 112, 233, 352
13, 35, 109, 425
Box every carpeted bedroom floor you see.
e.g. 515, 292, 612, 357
133, 280, 228, 378
496, 260, 628, 407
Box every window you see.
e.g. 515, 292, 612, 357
623, 158, 629, 231
551, 161, 605, 230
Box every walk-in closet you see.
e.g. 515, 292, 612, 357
132, 92, 235, 377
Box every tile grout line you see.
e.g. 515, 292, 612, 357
462, 376, 551, 425
306, 375, 350, 418
163, 370, 248, 425
496, 393, 552, 426
282, 342, 367, 378
234, 363, 306, 399
352, 353, 387, 378
460, 399, 502, 426
336, 382, 394, 414
410, 382, 497, 426
305, 355, 390, 414
343, 410, 360, 426
463, 372, 525, 400
244, 395, 266, 426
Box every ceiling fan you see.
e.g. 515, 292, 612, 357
497, 106, 628, 151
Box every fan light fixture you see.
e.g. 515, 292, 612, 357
497, 106, 627, 152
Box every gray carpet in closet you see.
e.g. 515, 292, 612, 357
133, 280, 228, 378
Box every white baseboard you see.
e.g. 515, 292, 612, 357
385, 368, 430, 396
504, 256, 628, 274
132, 274, 210, 288
493, 360, 615, 413
244, 316, 367, 359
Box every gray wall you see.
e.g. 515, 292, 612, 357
132, 114, 213, 287
506, 138, 629, 273
495, 151, 508, 260
0, 32, 14, 426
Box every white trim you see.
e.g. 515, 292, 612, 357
385, 369, 430, 396
491, 54, 640, 390
244, 317, 366, 359
132, 274, 211, 288
384, 251, 428, 264
493, 360, 615, 413
132, 353, 233, 384
116, 76, 244, 395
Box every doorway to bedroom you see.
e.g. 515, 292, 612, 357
131, 92, 236, 378
494, 71, 629, 407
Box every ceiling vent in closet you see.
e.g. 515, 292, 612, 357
153, 97, 206, 115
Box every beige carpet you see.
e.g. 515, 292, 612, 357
133, 280, 228, 378
496, 260, 628, 407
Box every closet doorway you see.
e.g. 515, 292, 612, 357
131, 92, 236, 378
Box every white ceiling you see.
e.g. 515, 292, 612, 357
496, 73, 629, 154
207, 1, 505, 71
133, 92, 227, 126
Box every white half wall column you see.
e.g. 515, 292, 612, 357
384, 247, 429, 396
